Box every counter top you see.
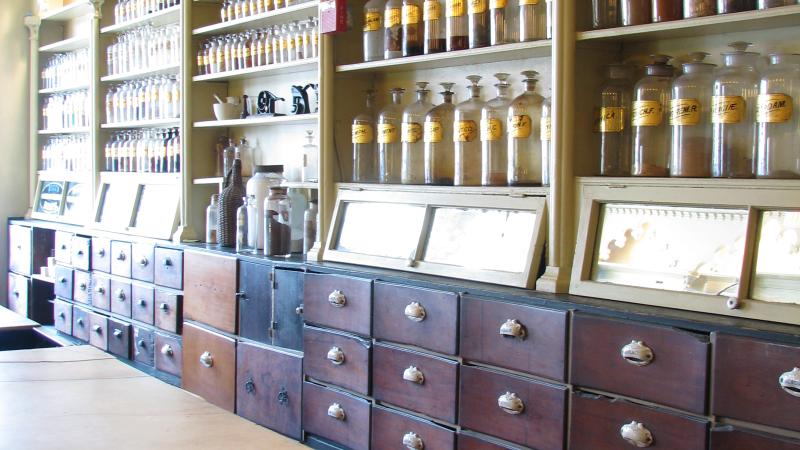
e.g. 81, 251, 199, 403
0, 306, 39, 332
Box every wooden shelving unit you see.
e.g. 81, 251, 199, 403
101, 119, 181, 129
193, 58, 319, 82
100, 4, 182, 34
193, 114, 318, 128
39, 35, 91, 53
192, 2, 318, 36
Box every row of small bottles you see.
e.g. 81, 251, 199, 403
104, 76, 181, 124
42, 91, 91, 131
106, 24, 180, 76
219, 0, 314, 22
363, 0, 550, 62
103, 128, 181, 173
196, 18, 319, 75
113, 0, 181, 25
41, 135, 91, 173
598, 43, 800, 179
352, 72, 552, 186
214, 131, 318, 182
41, 49, 89, 90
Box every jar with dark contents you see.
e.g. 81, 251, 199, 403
468, 0, 489, 48
683, 0, 715, 17
620, 0, 651, 26
519, 0, 547, 41
716, 0, 754, 13
384, 0, 403, 59
757, 0, 793, 8
592, 0, 620, 29
652, 0, 682, 22
424, 0, 445, 53
446, 0, 469, 50
402, 0, 424, 56
489, 0, 508, 46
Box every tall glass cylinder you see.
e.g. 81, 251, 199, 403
424, 0, 445, 53
378, 88, 405, 183
631, 54, 674, 177
236, 196, 256, 253
592, 0, 620, 28
446, 0, 469, 51
424, 82, 456, 185
620, 0, 651, 25
481, 73, 511, 186
716, 0, 754, 13
652, 0, 681, 21
384, 0, 403, 59
468, 0, 489, 48
489, 0, 507, 45
402, 82, 434, 184
670, 52, 715, 177
364, 0, 385, 62
454, 76, 484, 185
352, 89, 378, 182
264, 187, 292, 256
598, 64, 633, 176
756, 53, 800, 178
519, 0, 547, 42
402, 0, 424, 56
507, 70, 544, 185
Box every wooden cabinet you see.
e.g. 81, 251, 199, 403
372, 405, 456, 450
154, 247, 183, 290
72, 270, 91, 304
72, 306, 90, 342
91, 237, 111, 273
304, 273, 372, 336
131, 243, 155, 283
88, 311, 108, 351
272, 269, 304, 351
110, 241, 132, 278
302, 382, 372, 450
107, 318, 131, 359
54, 266, 73, 300
7, 273, 29, 317
54, 231, 72, 265
457, 432, 525, 450
132, 283, 155, 325
71, 236, 91, 271
155, 332, 183, 377
91, 273, 111, 311
238, 261, 272, 344
304, 326, 371, 395
133, 325, 155, 366
110, 279, 132, 318
8, 225, 32, 276
182, 322, 236, 412
710, 427, 800, 450
184, 251, 238, 334
155, 290, 182, 334
53, 300, 72, 334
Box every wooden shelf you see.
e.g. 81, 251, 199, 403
38, 127, 90, 135
101, 64, 181, 82
100, 5, 182, 34
101, 118, 180, 129
337, 182, 550, 196
39, 1, 91, 21
100, 171, 181, 183
39, 35, 90, 53
193, 58, 318, 82
31, 274, 54, 284
193, 2, 318, 36
193, 113, 318, 128
39, 84, 90, 94
37, 170, 91, 183
283, 181, 318, 189
335, 40, 552, 74
576, 176, 800, 190
193, 176, 251, 185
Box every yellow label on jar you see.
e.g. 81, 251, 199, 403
468, 0, 487, 14
402, 4, 421, 24
491, 0, 506, 8
456, 120, 478, 142
510, 115, 532, 138
447, 0, 465, 17
402, 122, 423, 143
424, 0, 441, 21
424, 121, 443, 143
757, 93, 793, 123
352, 124, 374, 144
385, 7, 402, 27
632, 100, 663, 126
598, 107, 624, 132
364, 10, 382, 31
518, 0, 540, 5
670, 98, 701, 126
712, 95, 745, 124
480, 118, 503, 141
378, 123, 399, 144
541, 117, 551, 140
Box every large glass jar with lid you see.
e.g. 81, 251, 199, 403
402, 0, 424, 56
670, 52, 715, 177
717, 0, 754, 13
384, 0, 403, 59
481, 73, 512, 186
519, 0, 547, 41
424, 0, 445, 53
246, 164, 284, 250
446, 0, 468, 51
424, 82, 456, 185
598, 64, 633, 176
631, 55, 674, 177
454, 76, 485, 186
541, 90, 552, 186
378, 88, 405, 183
712, 42, 759, 178
363, 0, 385, 61
592, 0, 619, 28
758, 0, 793, 8
353, 89, 378, 182
264, 187, 292, 257
489, 0, 508, 45
402, 82, 434, 184
507, 70, 544, 185
620, 0, 650, 25
756, 53, 800, 179
468, 0, 489, 48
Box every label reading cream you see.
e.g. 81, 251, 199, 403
599, 107, 624, 132
352, 124, 374, 144
670, 99, 701, 126
364, 10, 382, 31
378, 123, 399, 144
456, 120, 478, 142
632, 100, 663, 127
468, 0, 487, 14
447, 0, 465, 16
511, 115, 532, 138
757, 93, 793, 123
481, 118, 503, 141
518, 0, 540, 5
712, 95, 744, 124
424, 121, 443, 143
402, 4, 421, 24
491, 0, 506, 8
385, 7, 401, 27
541, 117, 552, 141
424, 0, 441, 20
402, 122, 423, 143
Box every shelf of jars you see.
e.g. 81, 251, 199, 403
193, 57, 319, 81
38, 127, 91, 135
193, 112, 318, 127
100, 3, 183, 34
192, 1, 319, 36
338, 182, 549, 196
39, 83, 91, 94
37, 170, 92, 183
100, 63, 181, 82
283, 180, 319, 189
39, 35, 91, 53
101, 118, 182, 128
39, 0, 93, 22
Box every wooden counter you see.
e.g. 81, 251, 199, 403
0, 305, 39, 331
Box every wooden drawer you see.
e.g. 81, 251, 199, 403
155, 247, 183, 290
133, 325, 155, 366
54, 266, 73, 300
373, 342, 458, 423
238, 261, 272, 344
88, 311, 108, 351
53, 300, 72, 334
110, 241, 132, 278
155, 332, 183, 377
7, 273, 29, 317
184, 251, 238, 334
131, 283, 154, 325
710, 426, 800, 450
107, 318, 131, 359
461, 296, 567, 381
8, 225, 32, 276
72, 306, 90, 342
71, 236, 91, 271
374, 282, 458, 355
91, 237, 111, 273
182, 322, 236, 412
571, 313, 709, 414
54, 231, 72, 265
236, 341, 303, 439
372, 405, 456, 450
304, 273, 372, 336
302, 382, 371, 450
155, 290, 182, 334
304, 326, 371, 395
570, 393, 708, 450
131, 243, 155, 283
460, 365, 566, 450
458, 431, 526, 450
72, 270, 91, 304
110, 279, 132, 318
91, 274, 111, 311
713, 333, 800, 432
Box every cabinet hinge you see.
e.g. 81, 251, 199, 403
269, 271, 276, 289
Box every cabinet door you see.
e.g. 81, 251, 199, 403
372, 405, 455, 450
238, 261, 272, 344
710, 427, 800, 450
184, 251, 238, 334
182, 322, 237, 412
273, 269, 304, 351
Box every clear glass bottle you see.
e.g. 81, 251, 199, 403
364, 0, 386, 61
598, 64, 633, 176
378, 88, 405, 183
712, 42, 759, 178
223, 138, 236, 176
756, 53, 800, 179
424, 0, 445, 53
303, 200, 318, 254
384, 0, 403, 59
519, 0, 547, 41
670, 52, 715, 177
446, 0, 468, 51
402, 0, 424, 56
489, 0, 507, 45
402, 82, 434, 184
592, 0, 620, 28
507, 70, 544, 185
237, 137, 254, 177
301, 130, 319, 182
481, 73, 511, 186
353, 89, 378, 182
424, 82, 456, 185
631, 54, 674, 177
264, 187, 292, 256
205, 194, 219, 244
540, 90, 552, 186
468, 0, 489, 48
454, 75, 484, 186
246, 165, 284, 249
236, 196, 256, 253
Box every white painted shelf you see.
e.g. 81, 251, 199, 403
38, 127, 91, 135
283, 181, 318, 189
100, 5, 182, 34
337, 182, 550, 196
193, 113, 318, 128
39, 84, 90, 94
101, 64, 181, 82
193, 2, 318, 36
101, 118, 181, 129
193, 58, 318, 82
37, 170, 91, 183
39, 35, 90, 53
40, 1, 91, 21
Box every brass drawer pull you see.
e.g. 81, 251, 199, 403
779, 367, 800, 397
328, 289, 346, 307
620, 421, 654, 447
402, 432, 424, 450
159, 303, 169, 311
621, 340, 654, 366
200, 351, 214, 368
76, 318, 84, 326
137, 299, 147, 306
138, 257, 149, 267
116, 289, 126, 301
161, 344, 174, 356
404, 302, 426, 322
95, 285, 105, 295
98, 248, 106, 257
92, 325, 102, 333
162, 257, 173, 267
499, 319, 526, 339
116, 251, 126, 261
79, 282, 87, 291
113, 329, 123, 338
327, 346, 345, 365
327, 403, 346, 421
403, 366, 425, 384
498, 392, 525, 415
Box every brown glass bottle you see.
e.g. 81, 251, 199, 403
384, 0, 403, 59
447, 0, 469, 50
652, 0, 682, 22
620, 0, 651, 25
683, 0, 715, 17
424, 0, 445, 53
716, 0, 754, 13
468, 0, 489, 48
402, 0, 424, 56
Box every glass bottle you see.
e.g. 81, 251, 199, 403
481, 73, 511, 186
384, 0, 403, 59
402, 0, 424, 56
287, 188, 307, 253
519, 0, 546, 42
424, 82, 456, 185
541, 90, 552, 186
712, 42, 759, 178
670, 52, 715, 178
424, 0, 445, 53
402, 82, 434, 184
454, 75, 484, 186
364, 0, 385, 62
304, 200, 318, 254
246, 165, 284, 249
631, 54, 674, 177
683, 0, 715, 17
237, 137, 254, 177
716, 0, 754, 14
353, 89, 378, 182
598, 64, 634, 176
592, 0, 620, 28
302, 130, 319, 182
489, 0, 506, 45
652, 0, 682, 22
236, 196, 256, 253
468, 0, 489, 48
620, 0, 651, 25
206, 194, 219, 244
756, 53, 800, 179
508, 70, 544, 185
265, 187, 292, 256
758, 0, 792, 8
223, 138, 236, 176
378, 88, 405, 183
446, 0, 468, 51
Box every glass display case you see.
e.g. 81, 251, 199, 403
93, 173, 181, 239
32, 174, 92, 225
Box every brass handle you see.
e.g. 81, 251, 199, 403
95, 285, 105, 294
200, 351, 214, 368
116, 289, 126, 301
159, 303, 169, 311
76, 318, 84, 326
779, 367, 800, 397
328, 289, 346, 307
79, 282, 87, 291
58, 311, 65, 318
404, 302, 426, 322
59, 277, 67, 284
116, 251, 126, 261
402, 432, 424, 450
621, 340, 654, 366
92, 324, 102, 333
327, 346, 345, 365
137, 339, 146, 348
161, 344, 173, 356
499, 319, 527, 339
327, 403, 346, 421
498, 392, 525, 415
403, 366, 424, 384
113, 329, 123, 338
98, 248, 106, 257
138, 257, 149, 267
77, 250, 84, 256
620, 421, 654, 448
138, 299, 146, 306
162, 258, 173, 267
12, 290, 19, 297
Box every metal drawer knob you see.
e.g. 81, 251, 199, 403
12, 290, 19, 297
92, 325, 102, 333
58, 311, 65, 319
779, 367, 800, 397
117, 251, 126, 261
498, 392, 525, 415
98, 248, 106, 257
620, 421, 654, 448
327, 403, 346, 421
60, 244, 67, 250
79, 282, 87, 291
59, 277, 67, 284
499, 319, 526, 339
138, 257, 149, 267
403, 432, 424, 450
95, 285, 105, 294
113, 329, 123, 338
76, 318, 84, 326
162, 258, 173, 267
295, 305, 304, 315
161, 344, 173, 356
77, 250, 84, 256
621, 340, 654, 366
403, 366, 425, 384
159, 303, 169, 311
200, 351, 214, 368
327, 346, 345, 365
328, 289, 346, 308
404, 302, 426, 322
138, 299, 146, 306
116, 289, 126, 301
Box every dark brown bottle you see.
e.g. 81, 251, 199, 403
652, 0, 682, 22
402, 0, 424, 56
621, 0, 651, 25
716, 0, 754, 13
468, 0, 489, 48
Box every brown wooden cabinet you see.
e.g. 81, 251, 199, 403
184, 251, 238, 334
710, 427, 800, 450
302, 382, 372, 450
182, 322, 236, 412
304, 325, 371, 396
304, 273, 372, 336
372, 405, 456, 450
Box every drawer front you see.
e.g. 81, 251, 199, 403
53, 300, 72, 334
72, 306, 90, 341
373, 342, 458, 423
461, 296, 567, 381
570, 393, 708, 450
710, 427, 800, 450
458, 432, 524, 450
155, 332, 183, 377
713, 333, 800, 432
155, 290, 182, 334
88, 311, 108, 351
236, 341, 303, 439
302, 382, 371, 450
460, 365, 567, 450
54, 231, 72, 265
131, 284, 155, 325
110, 279, 132, 318
238, 261, 272, 344
107, 318, 131, 359
304, 326, 371, 395
54, 266, 73, 300
182, 322, 236, 412
273, 269, 305, 351
7, 273, 29, 317
154, 247, 183, 289
372, 405, 456, 450
374, 282, 458, 355
304, 273, 372, 336
184, 251, 237, 334
110, 241, 132, 278
133, 325, 155, 366
8, 225, 32, 276
572, 313, 709, 414
71, 236, 91, 271
91, 237, 111, 273
131, 243, 155, 283
91, 274, 111, 311
72, 270, 91, 304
